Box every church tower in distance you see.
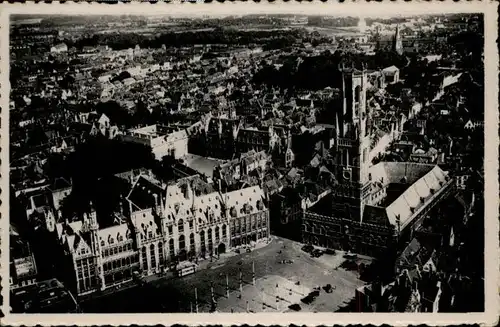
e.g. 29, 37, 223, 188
393, 24, 403, 55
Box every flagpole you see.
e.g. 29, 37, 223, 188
239, 268, 243, 293
252, 261, 256, 285
195, 287, 199, 313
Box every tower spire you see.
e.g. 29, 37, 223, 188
393, 24, 403, 55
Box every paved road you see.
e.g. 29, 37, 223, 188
81, 237, 371, 313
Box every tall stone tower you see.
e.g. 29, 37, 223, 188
332, 67, 372, 222
393, 24, 403, 55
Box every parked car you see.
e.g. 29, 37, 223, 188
246, 248, 252, 253
301, 244, 314, 253
343, 252, 358, 259
325, 248, 336, 255
312, 249, 323, 257
301, 295, 314, 305
289, 304, 302, 311
235, 249, 241, 254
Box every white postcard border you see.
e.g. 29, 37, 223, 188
0, 1, 498, 326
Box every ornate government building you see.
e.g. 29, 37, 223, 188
55, 175, 269, 296
302, 68, 455, 257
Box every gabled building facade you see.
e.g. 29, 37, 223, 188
54, 175, 270, 296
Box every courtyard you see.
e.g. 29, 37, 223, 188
181, 154, 225, 179
80, 237, 371, 313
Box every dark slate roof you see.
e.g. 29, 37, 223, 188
128, 176, 165, 211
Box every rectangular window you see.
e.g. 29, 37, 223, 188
168, 226, 173, 235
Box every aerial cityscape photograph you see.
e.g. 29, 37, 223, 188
7, 10, 485, 315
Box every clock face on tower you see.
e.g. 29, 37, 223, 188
343, 168, 352, 181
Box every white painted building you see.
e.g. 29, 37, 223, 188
120, 125, 189, 160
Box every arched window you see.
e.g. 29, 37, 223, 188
179, 235, 186, 251
178, 219, 184, 233
169, 239, 175, 258
208, 228, 213, 252
101, 240, 105, 247
150, 244, 156, 268
141, 246, 148, 271
189, 233, 195, 253
158, 242, 164, 266
200, 230, 206, 254
222, 224, 227, 239
215, 226, 220, 243
354, 85, 361, 103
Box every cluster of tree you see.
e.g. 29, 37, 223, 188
178, 15, 289, 29
307, 16, 359, 28
110, 70, 132, 84
58, 138, 156, 220
253, 50, 408, 91
69, 28, 305, 51
262, 35, 298, 51
365, 17, 408, 26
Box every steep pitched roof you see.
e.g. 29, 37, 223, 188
386, 165, 448, 228
127, 175, 165, 211
225, 185, 266, 219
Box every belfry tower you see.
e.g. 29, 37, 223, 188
332, 66, 372, 222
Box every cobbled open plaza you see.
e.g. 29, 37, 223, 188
81, 237, 371, 313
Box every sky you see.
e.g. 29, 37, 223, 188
7, 2, 485, 20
